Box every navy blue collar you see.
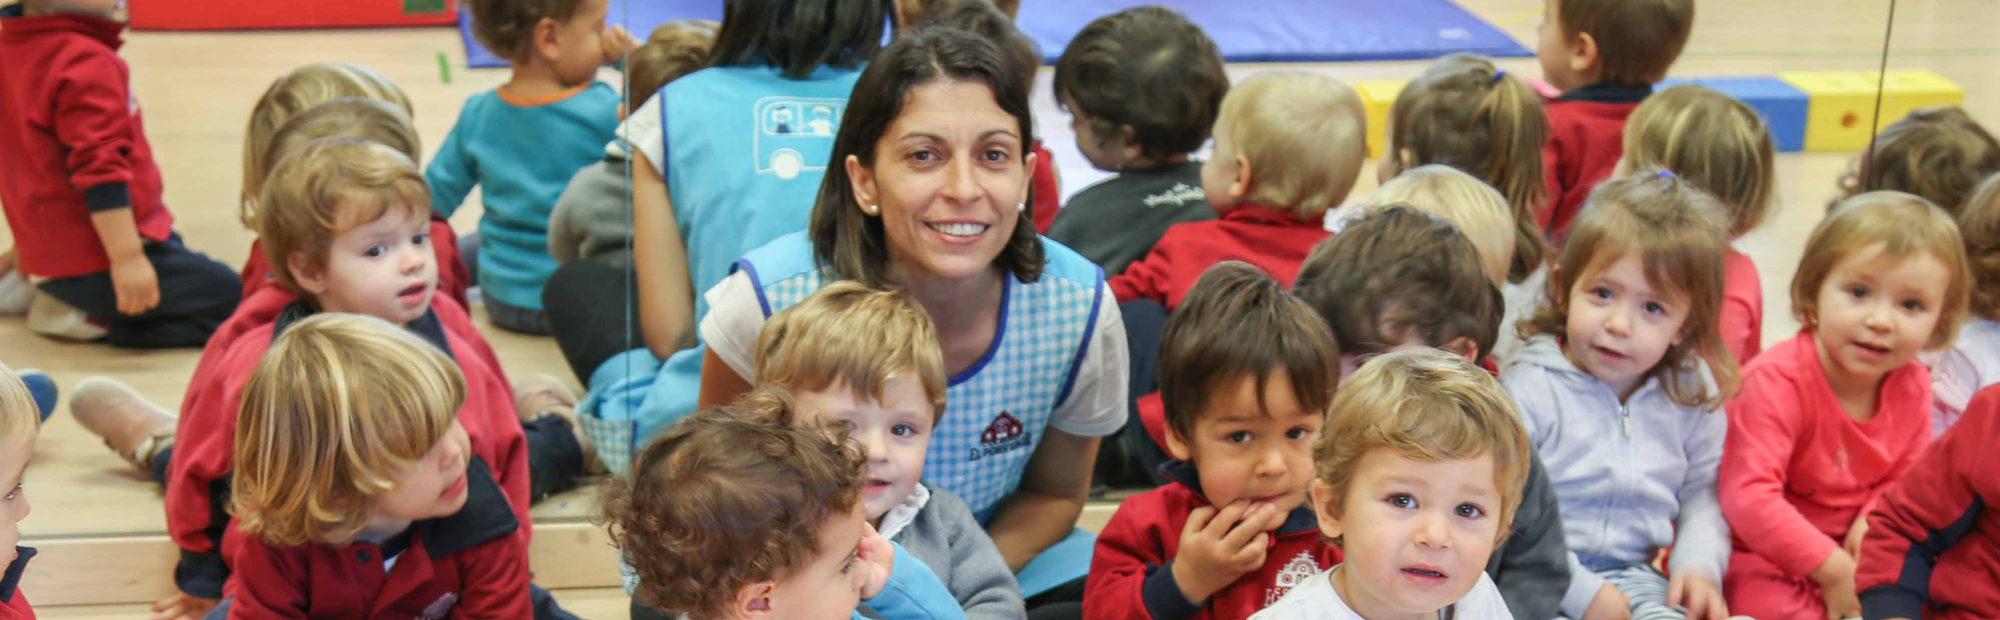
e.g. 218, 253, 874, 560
0, 547, 33, 603
1557, 82, 1653, 104
402, 457, 517, 559
1157, 460, 1321, 536
271, 302, 455, 363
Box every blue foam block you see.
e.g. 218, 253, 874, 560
1654, 76, 1809, 153
462, 0, 1529, 69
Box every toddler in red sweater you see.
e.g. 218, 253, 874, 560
1107, 72, 1363, 310
1533, 0, 1694, 242
1254, 348, 1530, 620
1856, 384, 2000, 620
0, 0, 241, 348
1720, 192, 1972, 620
1086, 262, 1342, 620
1621, 85, 1779, 364
0, 364, 40, 620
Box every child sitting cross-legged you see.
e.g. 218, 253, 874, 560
602, 391, 966, 620
223, 312, 531, 618
1253, 347, 1530, 620
750, 281, 1024, 619
1087, 261, 1344, 619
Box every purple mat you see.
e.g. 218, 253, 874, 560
460, 0, 1527, 69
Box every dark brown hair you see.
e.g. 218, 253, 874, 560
1624, 85, 1777, 238
600, 389, 866, 618
809, 26, 1043, 288
708, 0, 888, 80
466, 0, 586, 61
1554, 0, 1694, 85
1053, 5, 1227, 163
1962, 174, 2000, 322
1295, 206, 1502, 363
914, 0, 1039, 98
1159, 262, 1340, 444
1387, 53, 1549, 281
626, 20, 719, 112
1524, 168, 1739, 407
1839, 106, 2000, 216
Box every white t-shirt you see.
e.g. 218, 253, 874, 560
1250, 566, 1514, 620
698, 270, 1130, 438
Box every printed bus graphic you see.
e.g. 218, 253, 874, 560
754, 97, 846, 180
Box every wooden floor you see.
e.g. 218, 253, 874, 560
3, 0, 1994, 617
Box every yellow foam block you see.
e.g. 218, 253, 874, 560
1865, 69, 1966, 127
1355, 79, 1405, 159
1780, 71, 1879, 151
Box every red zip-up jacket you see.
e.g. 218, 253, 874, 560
1857, 385, 2000, 620
0, 6, 174, 278
1108, 203, 1330, 311
1085, 460, 1340, 620
164, 290, 529, 599
228, 457, 530, 619
0, 548, 35, 620
237, 215, 471, 309
1537, 83, 1650, 243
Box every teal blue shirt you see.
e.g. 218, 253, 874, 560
426, 82, 620, 310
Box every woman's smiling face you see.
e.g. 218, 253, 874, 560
847, 79, 1035, 283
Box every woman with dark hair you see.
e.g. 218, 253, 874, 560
698, 26, 1128, 604
559, 0, 889, 460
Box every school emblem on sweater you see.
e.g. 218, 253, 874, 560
1267, 550, 1322, 605
971, 411, 1032, 462
416, 593, 457, 620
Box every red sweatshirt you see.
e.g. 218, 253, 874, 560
1030, 141, 1062, 233
1108, 203, 1330, 310
0, 548, 34, 620
1857, 385, 2000, 620
228, 457, 530, 619
238, 214, 471, 309
1086, 460, 1340, 620
1719, 331, 1932, 579
0, 6, 174, 279
1538, 83, 1650, 243
164, 290, 529, 599
1721, 249, 1764, 364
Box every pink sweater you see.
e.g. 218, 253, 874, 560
1719, 331, 1932, 577
1721, 249, 1763, 364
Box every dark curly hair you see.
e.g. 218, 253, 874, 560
1053, 5, 1227, 163
465, 0, 587, 61
1958, 173, 2000, 321
599, 388, 865, 617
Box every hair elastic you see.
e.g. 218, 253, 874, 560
1491, 69, 1507, 84
1658, 169, 1678, 188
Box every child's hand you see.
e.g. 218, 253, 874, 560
857, 521, 894, 600
110, 252, 159, 315
1667, 570, 1727, 620
601, 24, 637, 66
1842, 512, 1871, 560
1809, 551, 1861, 620
150, 592, 219, 620
1170, 501, 1280, 603
1580, 583, 1632, 620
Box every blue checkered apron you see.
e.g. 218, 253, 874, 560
738, 232, 1104, 520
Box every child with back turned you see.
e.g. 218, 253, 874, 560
1620, 85, 1778, 364
1252, 348, 1530, 620
431, 0, 632, 334
1296, 205, 1573, 619
0, 0, 241, 348
603, 394, 967, 620
1720, 192, 1971, 620
1044, 5, 1230, 277
223, 313, 531, 618
1534, 0, 1695, 241
1931, 174, 2000, 433
1504, 170, 1740, 620
1833, 106, 2000, 215
1087, 262, 1343, 620
748, 282, 1023, 620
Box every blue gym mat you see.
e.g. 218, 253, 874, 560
460, 0, 1527, 69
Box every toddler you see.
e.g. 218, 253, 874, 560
1834, 106, 2000, 215
0, 364, 40, 620
1856, 384, 2000, 620
1931, 173, 2000, 433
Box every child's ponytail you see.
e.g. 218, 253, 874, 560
1480, 71, 1551, 282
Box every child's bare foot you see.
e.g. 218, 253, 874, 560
514, 374, 600, 474
70, 377, 176, 471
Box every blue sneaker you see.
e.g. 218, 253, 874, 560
17, 370, 55, 423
